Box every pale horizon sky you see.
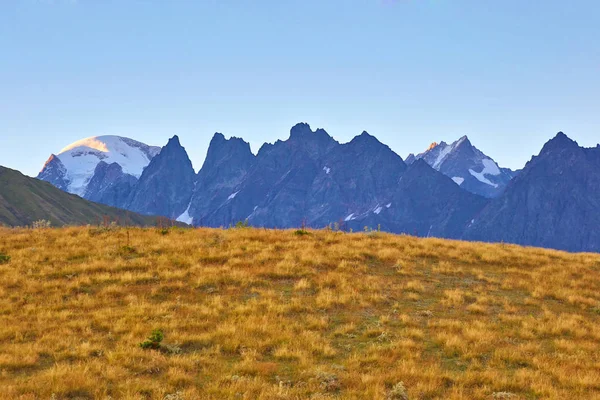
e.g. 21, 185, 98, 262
1, 0, 599, 176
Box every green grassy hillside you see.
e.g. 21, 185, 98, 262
0, 166, 167, 227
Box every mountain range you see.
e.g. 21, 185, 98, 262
36, 124, 599, 252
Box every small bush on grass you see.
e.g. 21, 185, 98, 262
235, 219, 250, 229
0, 253, 10, 264
387, 382, 409, 400
32, 219, 52, 229
140, 329, 164, 350
139, 329, 181, 354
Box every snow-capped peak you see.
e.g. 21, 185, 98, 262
41, 135, 161, 196
408, 135, 514, 198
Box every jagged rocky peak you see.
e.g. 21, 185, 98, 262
352, 130, 380, 144
345, 130, 406, 166
346, 131, 376, 148
195, 132, 256, 182
38, 154, 70, 192
204, 132, 254, 163
166, 134, 182, 147
539, 131, 579, 155
127, 135, 196, 219
156, 135, 195, 162
289, 122, 333, 143
280, 122, 337, 160
407, 158, 432, 173
186, 133, 257, 226
157, 135, 192, 162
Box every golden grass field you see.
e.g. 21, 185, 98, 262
1, 226, 599, 399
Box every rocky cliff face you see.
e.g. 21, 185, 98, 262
304, 131, 407, 228
464, 132, 600, 252
84, 162, 137, 209
37, 154, 70, 192
127, 136, 196, 219
183, 133, 256, 225
197, 123, 339, 228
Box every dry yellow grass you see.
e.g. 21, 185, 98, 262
1, 226, 599, 399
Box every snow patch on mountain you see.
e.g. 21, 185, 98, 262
176, 202, 193, 225
469, 159, 500, 188
480, 158, 501, 176
452, 177, 465, 185
432, 144, 453, 170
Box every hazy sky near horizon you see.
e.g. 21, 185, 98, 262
1, 0, 599, 176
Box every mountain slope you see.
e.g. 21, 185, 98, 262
84, 162, 138, 209
0, 166, 163, 227
305, 131, 407, 228
38, 135, 160, 197
184, 133, 256, 225
464, 132, 600, 252
406, 136, 514, 198
346, 159, 489, 238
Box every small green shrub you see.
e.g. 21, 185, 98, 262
140, 328, 164, 350
294, 229, 310, 236
235, 219, 249, 229
0, 253, 10, 264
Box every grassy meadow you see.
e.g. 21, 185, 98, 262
0, 226, 599, 399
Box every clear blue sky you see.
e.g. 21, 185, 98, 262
1, 0, 599, 176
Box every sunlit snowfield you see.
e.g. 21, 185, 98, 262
1, 227, 599, 399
